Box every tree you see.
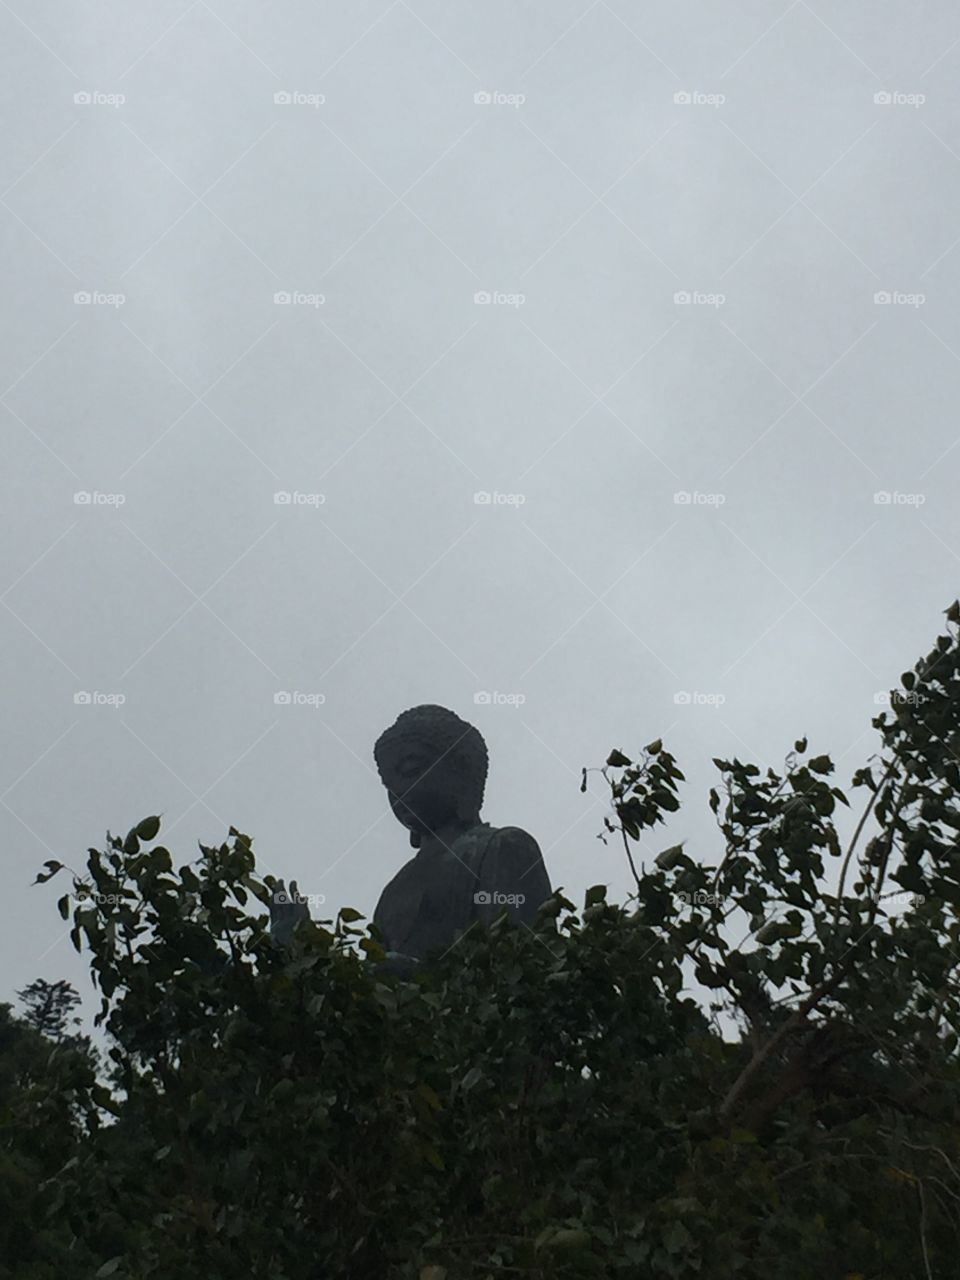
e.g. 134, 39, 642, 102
13, 601, 960, 1277
16, 979, 82, 1043
0, 990, 100, 1279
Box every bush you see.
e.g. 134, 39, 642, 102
10, 603, 960, 1277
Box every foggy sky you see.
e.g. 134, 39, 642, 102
2, 0, 958, 1018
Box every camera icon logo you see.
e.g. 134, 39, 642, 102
874, 491, 892, 504
74, 91, 92, 105
874, 90, 892, 105
74, 292, 92, 305
673, 491, 691, 504
474, 290, 492, 305
274, 491, 292, 504
474, 91, 492, 105
73, 491, 91, 504
74, 691, 92, 704
274, 691, 292, 704
674, 691, 692, 705
274, 91, 292, 105
673, 91, 692, 105
473, 890, 491, 904
874, 291, 891, 304
673, 290, 691, 304
473, 491, 492, 504
473, 691, 492, 704
274, 291, 291, 305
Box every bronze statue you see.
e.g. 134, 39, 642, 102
371, 704, 552, 969
270, 705, 552, 971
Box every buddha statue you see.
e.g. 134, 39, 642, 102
370, 704, 552, 970
269, 705, 552, 973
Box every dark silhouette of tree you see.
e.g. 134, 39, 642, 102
10, 600, 960, 1277
16, 979, 81, 1043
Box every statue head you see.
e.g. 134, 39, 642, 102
374, 705, 488, 847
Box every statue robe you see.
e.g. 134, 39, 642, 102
372, 822, 552, 964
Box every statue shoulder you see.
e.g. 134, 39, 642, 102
454, 823, 540, 867
478, 824, 551, 897
485, 825, 542, 861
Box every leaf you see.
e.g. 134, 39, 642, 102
461, 1066, 483, 1092
541, 1228, 591, 1251
180, 866, 200, 892
656, 844, 685, 870
92, 1085, 121, 1117
338, 907, 364, 923
646, 738, 663, 755
584, 884, 607, 907
96, 1259, 122, 1277
606, 749, 631, 767
662, 1220, 693, 1254
808, 755, 833, 775
136, 815, 161, 841
33, 860, 64, 884
417, 1083, 443, 1112
58, 894, 71, 920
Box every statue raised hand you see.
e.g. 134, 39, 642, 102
268, 878, 310, 947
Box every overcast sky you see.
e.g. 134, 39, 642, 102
2, 1, 959, 1017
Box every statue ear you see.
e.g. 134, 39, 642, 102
410, 830, 422, 849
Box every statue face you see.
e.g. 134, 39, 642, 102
380, 741, 466, 836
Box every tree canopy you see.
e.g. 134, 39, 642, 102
6, 603, 960, 1278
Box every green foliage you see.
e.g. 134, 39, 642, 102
16, 979, 82, 1043
7, 604, 960, 1277
0, 995, 100, 1278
